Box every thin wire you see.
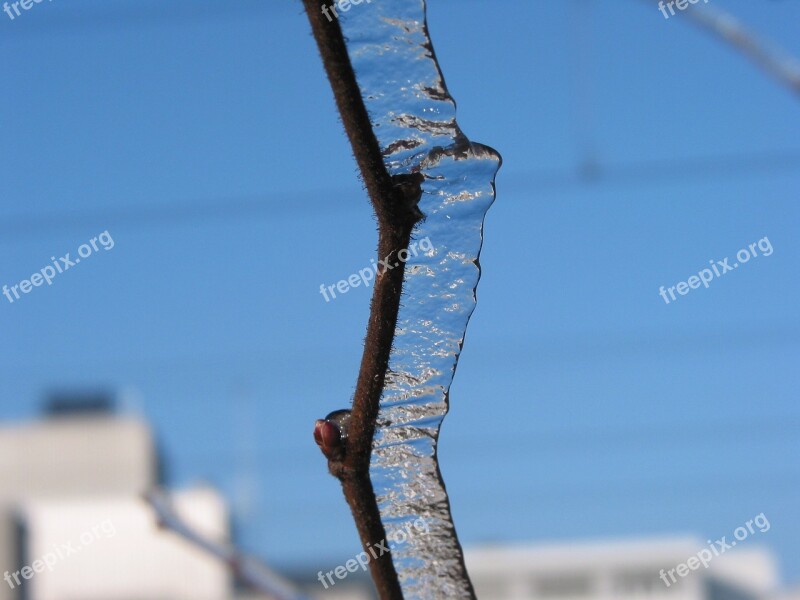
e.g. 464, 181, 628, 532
2, 149, 799, 240
569, 0, 602, 179
0, 187, 364, 238
500, 149, 800, 193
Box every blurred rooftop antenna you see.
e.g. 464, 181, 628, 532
232, 381, 259, 522
570, 0, 603, 181
118, 385, 147, 415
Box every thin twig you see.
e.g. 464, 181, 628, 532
650, 0, 800, 97
302, 2, 423, 599
146, 490, 309, 600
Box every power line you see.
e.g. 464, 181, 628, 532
0, 324, 794, 376
0, 186, 366, 239
501, 149, 800, 193
2, 149, 799, 240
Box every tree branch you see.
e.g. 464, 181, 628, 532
303, 2, 424, 598
683, 3, 800, 97
647, 0, 800, 97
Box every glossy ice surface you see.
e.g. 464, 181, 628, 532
340, 2, 501, 596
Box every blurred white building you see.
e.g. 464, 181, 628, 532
0, 399, 792, 600
465, 538, 778, 600
0, 399, 231, 600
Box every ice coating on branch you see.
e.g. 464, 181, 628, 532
339, 2, 501, 597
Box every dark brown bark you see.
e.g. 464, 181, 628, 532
303, 2, 424, 598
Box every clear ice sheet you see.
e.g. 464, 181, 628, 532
339, 2, 501, 597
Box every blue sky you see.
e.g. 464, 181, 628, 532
1, 0, 799, 585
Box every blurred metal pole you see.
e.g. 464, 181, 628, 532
146, 490, 309, 600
